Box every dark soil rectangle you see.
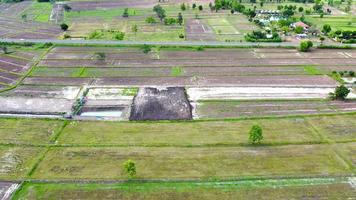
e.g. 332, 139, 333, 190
0, 71, 19, 80
130, 87, 192, 121
45, 52, 152, 60
0, 55, 28, 66
0, 62, 25, 73
23, 77, 92, 86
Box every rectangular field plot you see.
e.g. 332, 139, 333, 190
31, 145, 351, 180
308, 115, 356, 142
0, 146, 43, 179
57, 118, 320, 146
195, 100, 356, 118
0, 118, 64, 145
305, 15, 356, 31
13, 179, 356, 200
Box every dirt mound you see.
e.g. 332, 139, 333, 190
129, 87, 192, 121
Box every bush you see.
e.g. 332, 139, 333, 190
142, 44, 151, 54
299, 40, 313, 52
245, 31, 282, 42
329, 85, 350, 100
164, 17, 177, 25
249, 125, 263, 144
145, 16, 156, 24
122, 8, 129, 17
60, 23, 69, 31
179, 33, 185, 38
123, 159, 136, 178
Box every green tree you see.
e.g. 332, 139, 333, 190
299, 40, 313, 52
198, 5, 203, 11
132, 24, 138, 35
60, 23, 69, 31
177, 12, 183, 25
0, 46, 8, 54
322, 24, 331, 35
298, 7, 304, 12
249, 125, 263, 144
142, 44, 151, 54
294, 26, 304, 34
192, 3, 197, 9
123, 159, 136, 178
153, 5, 166, 22
180, 3, 186, 11
329, 85, 350, 100
319, 36, 325, 45
122, 8, 129, 17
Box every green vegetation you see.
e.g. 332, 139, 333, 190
299, 40, 313, 52
123, 159, 136, 178
249, 125, 263, 144
304, 66, 322, 75
13, 178, 355, 200
22, 1, 52, 22
170, 66, 183, 76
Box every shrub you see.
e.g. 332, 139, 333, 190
123, 159, 136, 178
329, 85, 350, 100
249, 125, 263, 144
60, 23, 69, 31
299, 40, 313, 52
142, 44, 151, 54
145, 16, 156, 24
122, 8, 129, 17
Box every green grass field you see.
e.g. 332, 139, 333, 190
30, 144, 352, 180
21, 2, 52, 23
305, 15, 356, 31
13, 178, 355, 200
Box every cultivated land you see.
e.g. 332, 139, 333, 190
0, 0, 355, 197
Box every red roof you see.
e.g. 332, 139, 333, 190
294, 22, 309, 28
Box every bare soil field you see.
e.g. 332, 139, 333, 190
68, 0, 212, 10
185, 19, 216, 41
23, 75, 337, 87
0, 51, 41, 88
0, 1, 31, 18
0, 16, 61, 39
0, 85, 80, 115
39, 48, 356, 68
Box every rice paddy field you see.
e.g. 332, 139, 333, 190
0, 0, 355, 198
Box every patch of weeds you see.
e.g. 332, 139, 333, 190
304, 66, 322, 75
171, 66, 183, 77
122, 88, 138, 96
330, 71, 345, 84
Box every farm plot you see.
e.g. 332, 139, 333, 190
187, 87, 337, 101
0, 49, 42, 89
67, 0, 157, 10
31, 144, 351, 180
39, 47, 356, 68
0, 85, 80, 115
185, 19, 216, 41
0, 146, 43, 180
195, 100, 356, 119
305, 15, 356, 32
12, 179, 356, 200
58, 117, 322, 146
0, 16, 61, 39
0, 118, 65, 145
0, 182, 18, 200
0, 1, 32, 18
